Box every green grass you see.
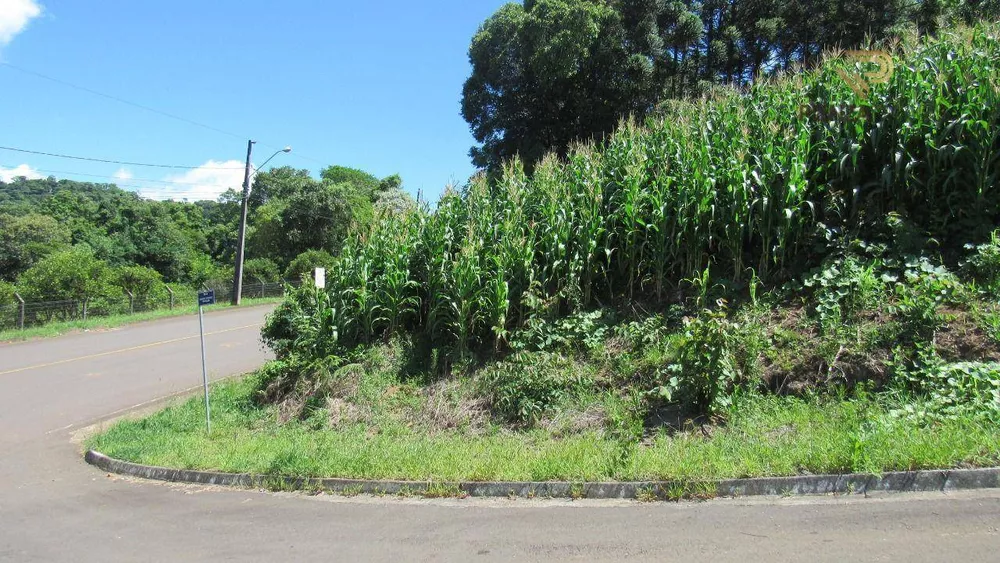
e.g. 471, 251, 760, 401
626, 394, 1000, 480
89, 376, 618, 482
88, 374, 1000, 483
0, 298, 283, 342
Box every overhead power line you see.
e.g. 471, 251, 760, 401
1, 62, 248, 141
0, 62, 329, 168
0, 163, 237, 189
0, 145, 245, 170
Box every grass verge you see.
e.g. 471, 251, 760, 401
0, 298, 283, 342
87, 373, 1000, 483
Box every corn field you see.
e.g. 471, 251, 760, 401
292, 25, 1000, 361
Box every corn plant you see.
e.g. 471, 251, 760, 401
605, 120, 650, 298
371, 211, 420, 338
266, 24, 1000, 369
451, 231, 484, 361
566, 145, 607, 306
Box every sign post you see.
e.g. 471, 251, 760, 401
197, 289, 216, 433
314, 267, 326, 289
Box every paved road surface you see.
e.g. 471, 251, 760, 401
1, 306, 998, 562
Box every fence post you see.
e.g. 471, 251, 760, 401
15, 293, 25, 330
256, 276, 266, 299
126, 290, 135, 315
82, 299, 88, 320
166, 285, 174, 310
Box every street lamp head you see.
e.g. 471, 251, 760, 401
282, 146, 292, 153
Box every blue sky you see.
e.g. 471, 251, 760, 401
0, 1, 509, 202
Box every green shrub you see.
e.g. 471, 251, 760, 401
0, 280, 15, 304
0, 213, 71, 281
665, 309, 737, 414
650, 303, 766, 415
186, 254, 231, 288
112, 265, 167, 298
611, 314, 674, 350
243, 258, 281, 283
802, 256, 885, 334
895, 361, 1000, 424
284, 249, 335, 282
890, 264, 962, 342
258, 286, 349, 408
262, 285, 342, 363
15, 245, 112, 302
479, 352, 591, 425
510, 310, 610, 353
963, 230, 1000, 295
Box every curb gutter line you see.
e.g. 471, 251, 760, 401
85, 450, 1000, 500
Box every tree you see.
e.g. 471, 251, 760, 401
463, 0, 660, 171
955, 0, 1000, 24
245, 200, 287, 265
0, 213, 72, 281
373, 173, 416, 214
187, 254, 230, 288
243, 258, 281, 283
247, 166, 410, 265
320, 166, 381, 196
103, 207, 194, 282
248, 166, 315, 212
199, 193, 241, 263
280, 182, 366, 258
245, 181, 362, 266
16, 246, 111, 302
1, 165, 412, 300
112, 265, 168, 304
377, 174, 403, 193
0, 280, 15, 305
284, 249, 336, 282
375, 189, 417, 215
463, 0, 967, 170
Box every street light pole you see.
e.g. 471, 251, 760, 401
231, 139, 256, 305
231, 141, 291, 306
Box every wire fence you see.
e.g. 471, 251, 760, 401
0, 280, 298, 332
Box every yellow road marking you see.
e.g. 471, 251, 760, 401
0, 323, 262, 376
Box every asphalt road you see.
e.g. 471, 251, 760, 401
1, 306, 998, 562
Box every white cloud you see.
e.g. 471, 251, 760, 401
139, 160, 245, 202
0, 0, 41, 46
0, 163, 42, 182
113, 167, 133, 181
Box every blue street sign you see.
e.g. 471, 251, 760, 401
198, 290, 216, 307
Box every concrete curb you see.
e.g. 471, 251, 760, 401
85, 450, 1000, 500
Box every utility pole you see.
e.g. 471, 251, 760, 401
230, 141, 290, 305
232, 139, 255, 306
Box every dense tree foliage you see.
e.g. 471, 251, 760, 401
112, 265, 167, 300
242, 258, 281, 283
247, 166, 413, 267
0, 213, 71, 281
463, 0, 999, 170
284, 249, 336, 282
16, 246, 112, 302
0, 165, 409, 303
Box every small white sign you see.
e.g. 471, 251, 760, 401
314, 267, 326, 289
